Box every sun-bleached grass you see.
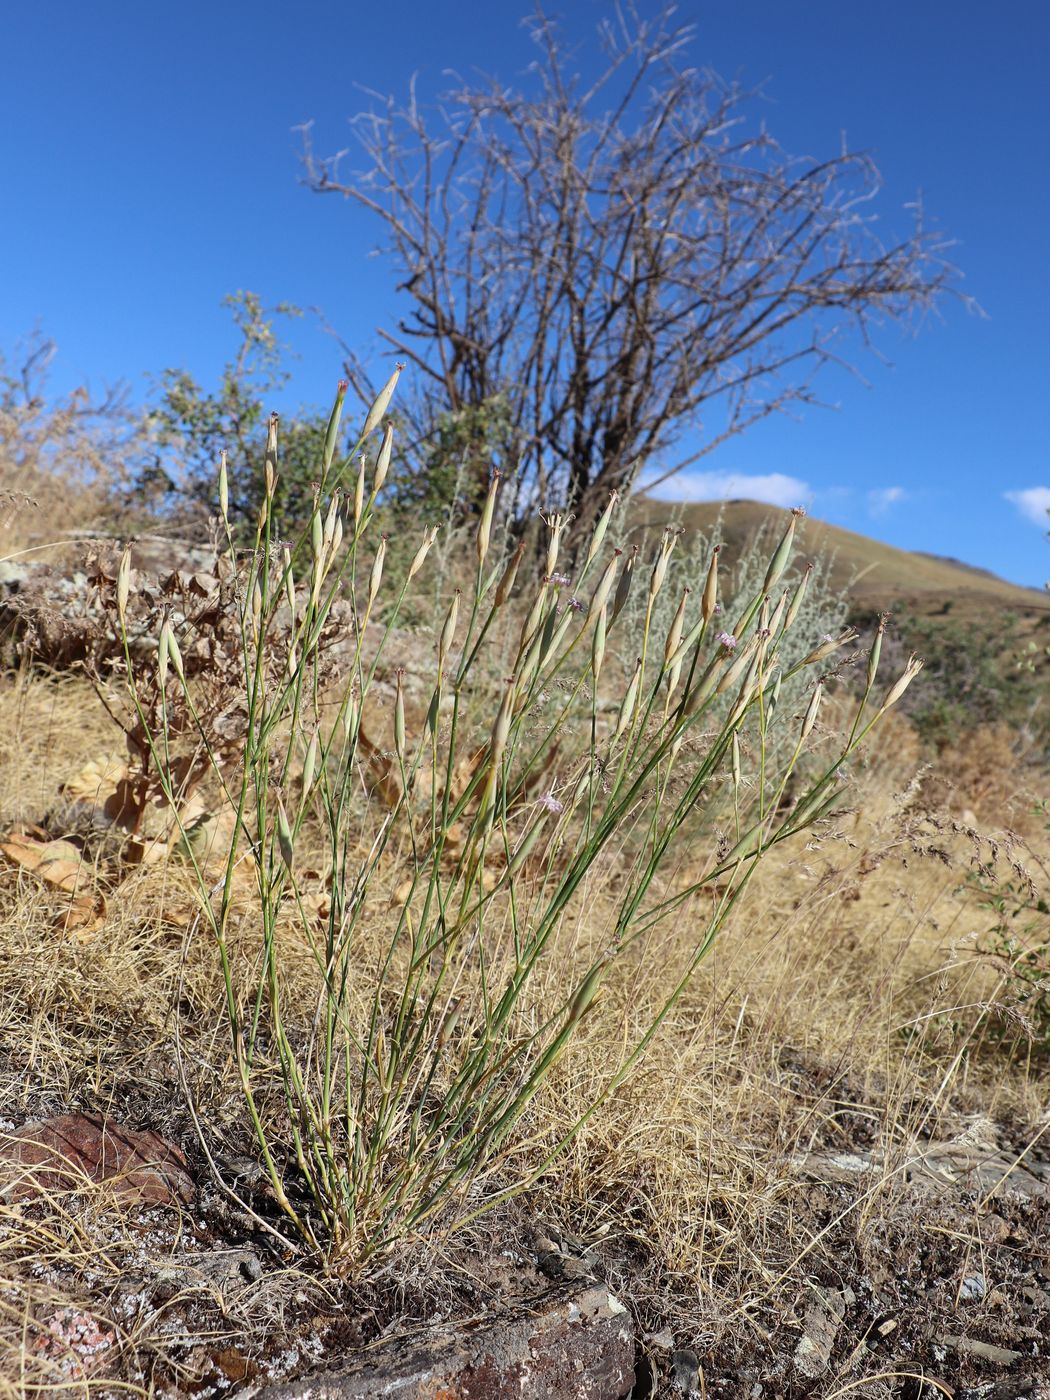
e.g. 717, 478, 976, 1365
1, 664, 1048, 1390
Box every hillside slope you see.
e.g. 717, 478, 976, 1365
633, 498, 1048, 618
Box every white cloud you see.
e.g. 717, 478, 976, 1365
645, 470, 812, 510
1005, 486, 1050, 527
867, 486, 908, 516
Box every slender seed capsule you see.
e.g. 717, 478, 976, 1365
507, 811, 551, 878
276, 799, 295, 871
543, 513, 565, 578
166, 625, 185, 683
866, 616, 886, 692
353, 456, 366, 528
331, 513, 343, 558
494, 539, 526, 606
407, 527, 438, 581
586, 551, 620, 628
763, 508, 802, 594
878, 655, 924, 713
322, 496, 338, 554
341, 689, 359, 747
701, 546, 721, 624
438, 591, 460, 669
283, 548, 295, 617
476, 470, 501, 567
766, 671, 782, 724
800, 629, 857, 666
726, 647, 764, 725
731, 733, 741, 789
664, 589, 689, 666
684, 655, 723, 716
393, 672, 406, 761
264, 413, 279, 500
539, 608, 575, 671
363, 363, 402, 438
785, 563, 813, 630
613, 658, 642, 740
518, 585, 549, 655
584, 490, 619, 569
801, 682, 823, 740
302, 730, 319, 795
716, 636, 758, 695
116, 547, 132, 626
322, 380, 348, 477
373, 423, 394, 496
649, 531, 675, 602
568, 962, 607, 1024
768, 591, 787, 637
490, 679, 515, 761
311, 508, 324, 564
256, 497, 269, 533
367, 537, 387, 610
157, 621, 171, 690
721, 820, 765, 867
610, 545, 638, 626
591, 605, 608, 684
217, 451, 229, 521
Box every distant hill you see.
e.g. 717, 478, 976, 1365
631, 497, 1050, 752
632, 497, 1048, 619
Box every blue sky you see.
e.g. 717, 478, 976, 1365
3, 1, 1049, 586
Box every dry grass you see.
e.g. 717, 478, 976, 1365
1, 661, 1048, 1392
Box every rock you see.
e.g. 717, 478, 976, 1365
793, 1285, 854, 1378
669, 1348, 700, 1394
249, 1284, 634, 1400
938, 1333, 1024, 1365
959, 1273, 988, 1302
0, 1113, 195, 1207
151, 1248, 264, 1300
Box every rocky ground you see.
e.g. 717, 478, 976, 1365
3, 1104, 1049, 1398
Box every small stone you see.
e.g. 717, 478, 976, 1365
670, 1349, 700, 1395
959, 1273, 987, 1302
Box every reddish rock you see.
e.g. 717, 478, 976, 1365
0, 1112, 195, 1206
257, 1284, 635, 1400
